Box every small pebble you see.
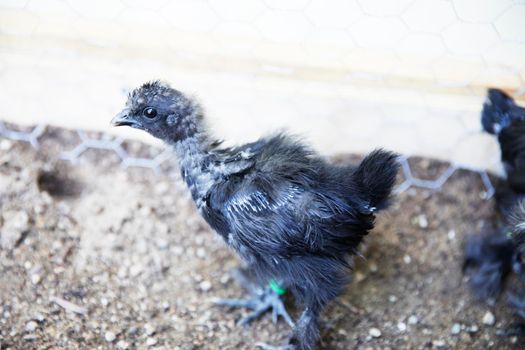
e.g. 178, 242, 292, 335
34, 313, 45, 323
369, 328, 381, 338
155, 238, 169, 249
127, 326, 138, 336
161, 302, 170, 311
104, 331, 116, 342
129, 264, 143, 277
30, 274, 41, 285
388, 295, 397, 303
465, 325, 479, 333
450, 323, 461, 335
144, 323, 156, 336
25, 321, 38, 332
408, 315, 418, 325
117, 340, 130, 350
196, 248, 206, 258
369, 262, 378, 273
418, 214, 428, 228
482, 311, 495, 326
397, 322, 407, 332
0, 139, 13, 151
23, 334, 38, 341
172, 246, 184, 256
193, 273, 203, 283
146, 337, 158, 346
354, 271, 366, 283
433, 340, 446, 348
403, 255, 412, 264
219, 274, 230, 284
195, 236, 205, 245
139, 206, 153, 216
199, 280, 212, 292
447, 230, 456, 240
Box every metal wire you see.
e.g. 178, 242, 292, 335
0, 122, 496, 198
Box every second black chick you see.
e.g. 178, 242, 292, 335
483, 89, 525, 213
465, 88, 525, 333
112, 81, 399, 350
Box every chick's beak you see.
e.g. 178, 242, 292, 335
111, 109, 136, 127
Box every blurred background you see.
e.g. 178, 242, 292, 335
1, 0, 524, 172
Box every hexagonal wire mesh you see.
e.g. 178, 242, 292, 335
2, 0, 524, 154
0, 121, 495, 198
4, 0, 522, 199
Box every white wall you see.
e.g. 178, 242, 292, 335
1, 0, 524, 173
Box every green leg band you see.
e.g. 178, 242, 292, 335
269, 279, 286, 296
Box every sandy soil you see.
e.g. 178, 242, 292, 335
0, 127, 523, 350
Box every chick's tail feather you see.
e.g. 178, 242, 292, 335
353, 149, 400, 211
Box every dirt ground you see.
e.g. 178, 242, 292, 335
0, 126, 523, 350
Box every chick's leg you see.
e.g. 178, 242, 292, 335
497, 254, 525, 336
256, 307, 320, 350
214, 268, 295, 327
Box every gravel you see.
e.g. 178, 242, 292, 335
199, 280, 212, 292
483, 311, 496, 326
451, 323, 461, 335
433, 339, 447, 348
144, 323, 156, 336
146, 337, 158, 346
466, 325, 479, 333
116, 340, 130, 349
417, 214, 429, 228
368, 328, 381, 338
0, 210, 29, 249
104, 331, 117, 342
407, 315, 419, 325
0, 129, 522, 349
24, 321, 38, 333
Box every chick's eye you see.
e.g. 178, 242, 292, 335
143, 107, 157, 119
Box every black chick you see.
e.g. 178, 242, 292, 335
482, 89, 525, 213
112, 81, 399, 350
465, 88, 525, 333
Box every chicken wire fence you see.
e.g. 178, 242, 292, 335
0, 121, 496, 198
4, 0, 523, 200
1, 0, 525, 173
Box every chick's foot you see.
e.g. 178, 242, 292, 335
213, 269, 294, 327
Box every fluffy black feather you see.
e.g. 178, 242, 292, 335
466, 88, 525, 327
113, 81, 400, 350
508, 202, 525, 266
482, 88, 525, 135
464, 230, 515, 299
